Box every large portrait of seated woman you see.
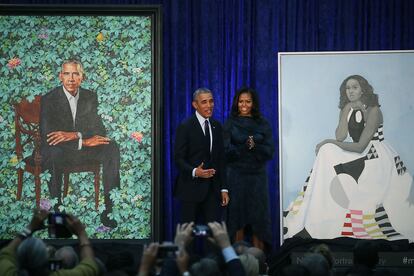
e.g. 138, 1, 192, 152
279, 51, 414, 243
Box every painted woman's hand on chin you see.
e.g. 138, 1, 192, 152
351, 100, 366, 111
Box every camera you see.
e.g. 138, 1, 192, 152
192, 224, 211, 237
48, 258, 63, 271
156, 244, 178, 259
48, 212, 72, 238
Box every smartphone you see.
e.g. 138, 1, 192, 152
157, 244, 178, 259
192, 224, 211, 237
48, 212, 72, 238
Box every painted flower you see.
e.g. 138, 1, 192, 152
39, 198, 52, 211
131, 132, 144, 143
9, 156, 18, 166
101, 114, 113, 123
96, 225, 111, 232
96, 32, 104, 42
38, 33, 48, 39
133, 67, 143, 75
38, 28, 49, 39
7, 58, 21, 69
132, 194, 144, 203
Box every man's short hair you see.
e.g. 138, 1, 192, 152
55, 246, 79, 269
61, 58, 85, 78
192, 87, 212, 101
239, 253, 259, 276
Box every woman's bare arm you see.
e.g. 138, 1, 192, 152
335, 103, 351, 142
333, 106, 381, 153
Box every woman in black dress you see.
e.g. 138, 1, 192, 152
224, 87, 275, 249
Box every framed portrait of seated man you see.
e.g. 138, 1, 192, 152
0, 5, 162, 241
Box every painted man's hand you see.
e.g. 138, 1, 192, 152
83, 135, 110, 147
47, 131, 77, 145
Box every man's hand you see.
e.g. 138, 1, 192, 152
83, 135, 111, 147
28, 209, 48, 232
47, 131, 77, 145
207, 221, 231, 249
175, 246, 190, 274
174, 222, 194, 248
65, 214, 86, 237
221, 192, 230, 206
138, 243, 159, 276
195, 162, 216, 178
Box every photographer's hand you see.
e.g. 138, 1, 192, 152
174, 222, 194, 248
138, 242, 159, 276
65, 214, 94, 260
28, 209, 48, 232
176, 246, 190, 275
207, 221, 231, 249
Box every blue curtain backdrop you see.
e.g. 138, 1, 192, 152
4, 0, 414, 249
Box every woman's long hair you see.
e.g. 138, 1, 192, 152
230, 87, 262, 119
339, 75, 380, 109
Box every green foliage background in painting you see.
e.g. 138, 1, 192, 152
0, 15, 152, 239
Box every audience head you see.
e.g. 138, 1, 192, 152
240, 253, 259, 276
16, 237, 49, 275
309, 243, 334, 269
233, 240, 252, 255
301, 252, 331, 276
353, 240, 379, 269
46, 244, 57, 259
247, 247, 268, 275
190, 257, 221, 276
55, 246, 79, 269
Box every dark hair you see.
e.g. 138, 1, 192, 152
193, 87, 213, 101
339, 75, 380, 109
230, 87, 261, 119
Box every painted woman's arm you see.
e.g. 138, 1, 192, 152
332, 106, 381, 153
335, 103, 351, 142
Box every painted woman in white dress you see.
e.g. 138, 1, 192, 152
283, 75, 414, 241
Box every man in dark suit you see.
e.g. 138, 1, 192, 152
40, 59, 119, 228
174, 88, 230, 223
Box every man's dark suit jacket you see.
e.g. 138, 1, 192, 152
174, 114, 226, 203
40, 86, 106, 152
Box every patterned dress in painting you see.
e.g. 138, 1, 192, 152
284, 108, 414, 241
224, 116, 275, 244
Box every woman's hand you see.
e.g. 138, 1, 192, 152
350, 100, 367, 111
315, 139, 336, 155
246, 136, 255, 150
